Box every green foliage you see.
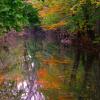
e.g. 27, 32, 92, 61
42, 13, 62, 25
66, 0, 100, 32
0, 0, 40, 36
24, 3, 40, 27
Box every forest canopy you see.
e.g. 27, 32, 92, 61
0, 0, 40, 36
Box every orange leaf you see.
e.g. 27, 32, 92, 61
37, 68, 48, 78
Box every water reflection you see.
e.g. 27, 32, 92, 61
17, 54, 45, 100
17, 80, 45, 100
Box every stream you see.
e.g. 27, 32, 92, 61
17, 55, 45, 100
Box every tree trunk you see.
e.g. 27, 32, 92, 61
71, 46, 81, 82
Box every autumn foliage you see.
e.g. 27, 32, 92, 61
42, 21, 66, 30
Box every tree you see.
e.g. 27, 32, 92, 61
0, 0, 40, 36
68, 1, 100, 99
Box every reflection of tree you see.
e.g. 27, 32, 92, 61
21, 28, 46, 100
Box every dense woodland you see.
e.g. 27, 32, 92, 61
0, 0, 100, 100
